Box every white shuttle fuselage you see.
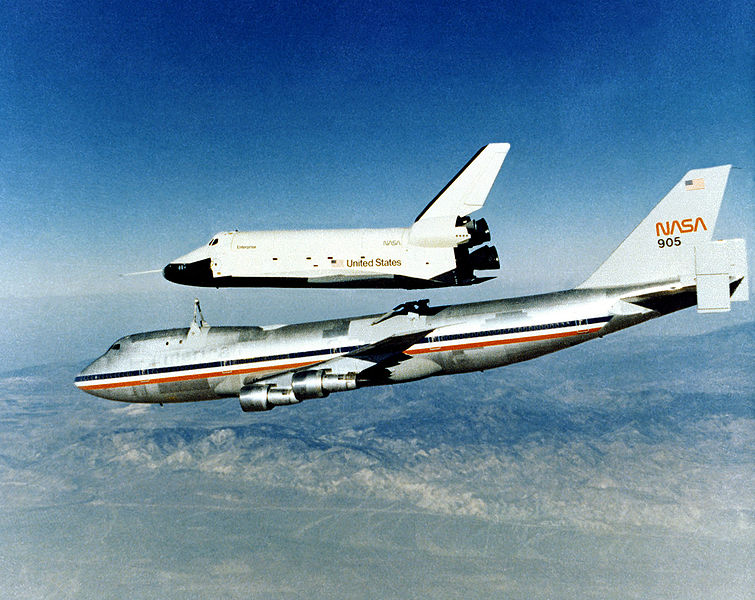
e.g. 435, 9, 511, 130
163, 144, 509, 289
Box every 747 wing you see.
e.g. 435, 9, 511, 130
247, 327, 436, 389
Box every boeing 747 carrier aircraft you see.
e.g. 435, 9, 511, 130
163, 144, 508, 289
77, 163, 748, 412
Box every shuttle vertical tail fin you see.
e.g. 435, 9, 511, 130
414, 143, 510, 222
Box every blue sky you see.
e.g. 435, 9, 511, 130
1, 0, 753, 366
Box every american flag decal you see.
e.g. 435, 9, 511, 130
685, 178, 705, 191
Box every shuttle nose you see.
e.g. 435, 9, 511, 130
163, 258, 214, 287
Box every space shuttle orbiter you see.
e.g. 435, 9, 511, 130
163, 143, 509, 289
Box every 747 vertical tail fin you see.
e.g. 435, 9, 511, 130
578, 165, 748, 311
579, 166, 731, 289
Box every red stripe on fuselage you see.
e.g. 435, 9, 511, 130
77, 360, 321, 391
406, 327, 601, 355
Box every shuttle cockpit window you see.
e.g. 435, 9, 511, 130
209, 238, 219, 246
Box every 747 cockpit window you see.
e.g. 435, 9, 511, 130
109, 343, 121, 351
209, 238, 219, 246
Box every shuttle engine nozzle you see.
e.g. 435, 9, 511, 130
459, 216, 491, 247
468, 245, 499, 271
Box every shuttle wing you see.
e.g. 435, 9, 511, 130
414, 143, 510, 222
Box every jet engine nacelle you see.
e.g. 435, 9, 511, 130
239, 385, 298, 412
291, 370, 358, 399
239, 370, 358, 411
